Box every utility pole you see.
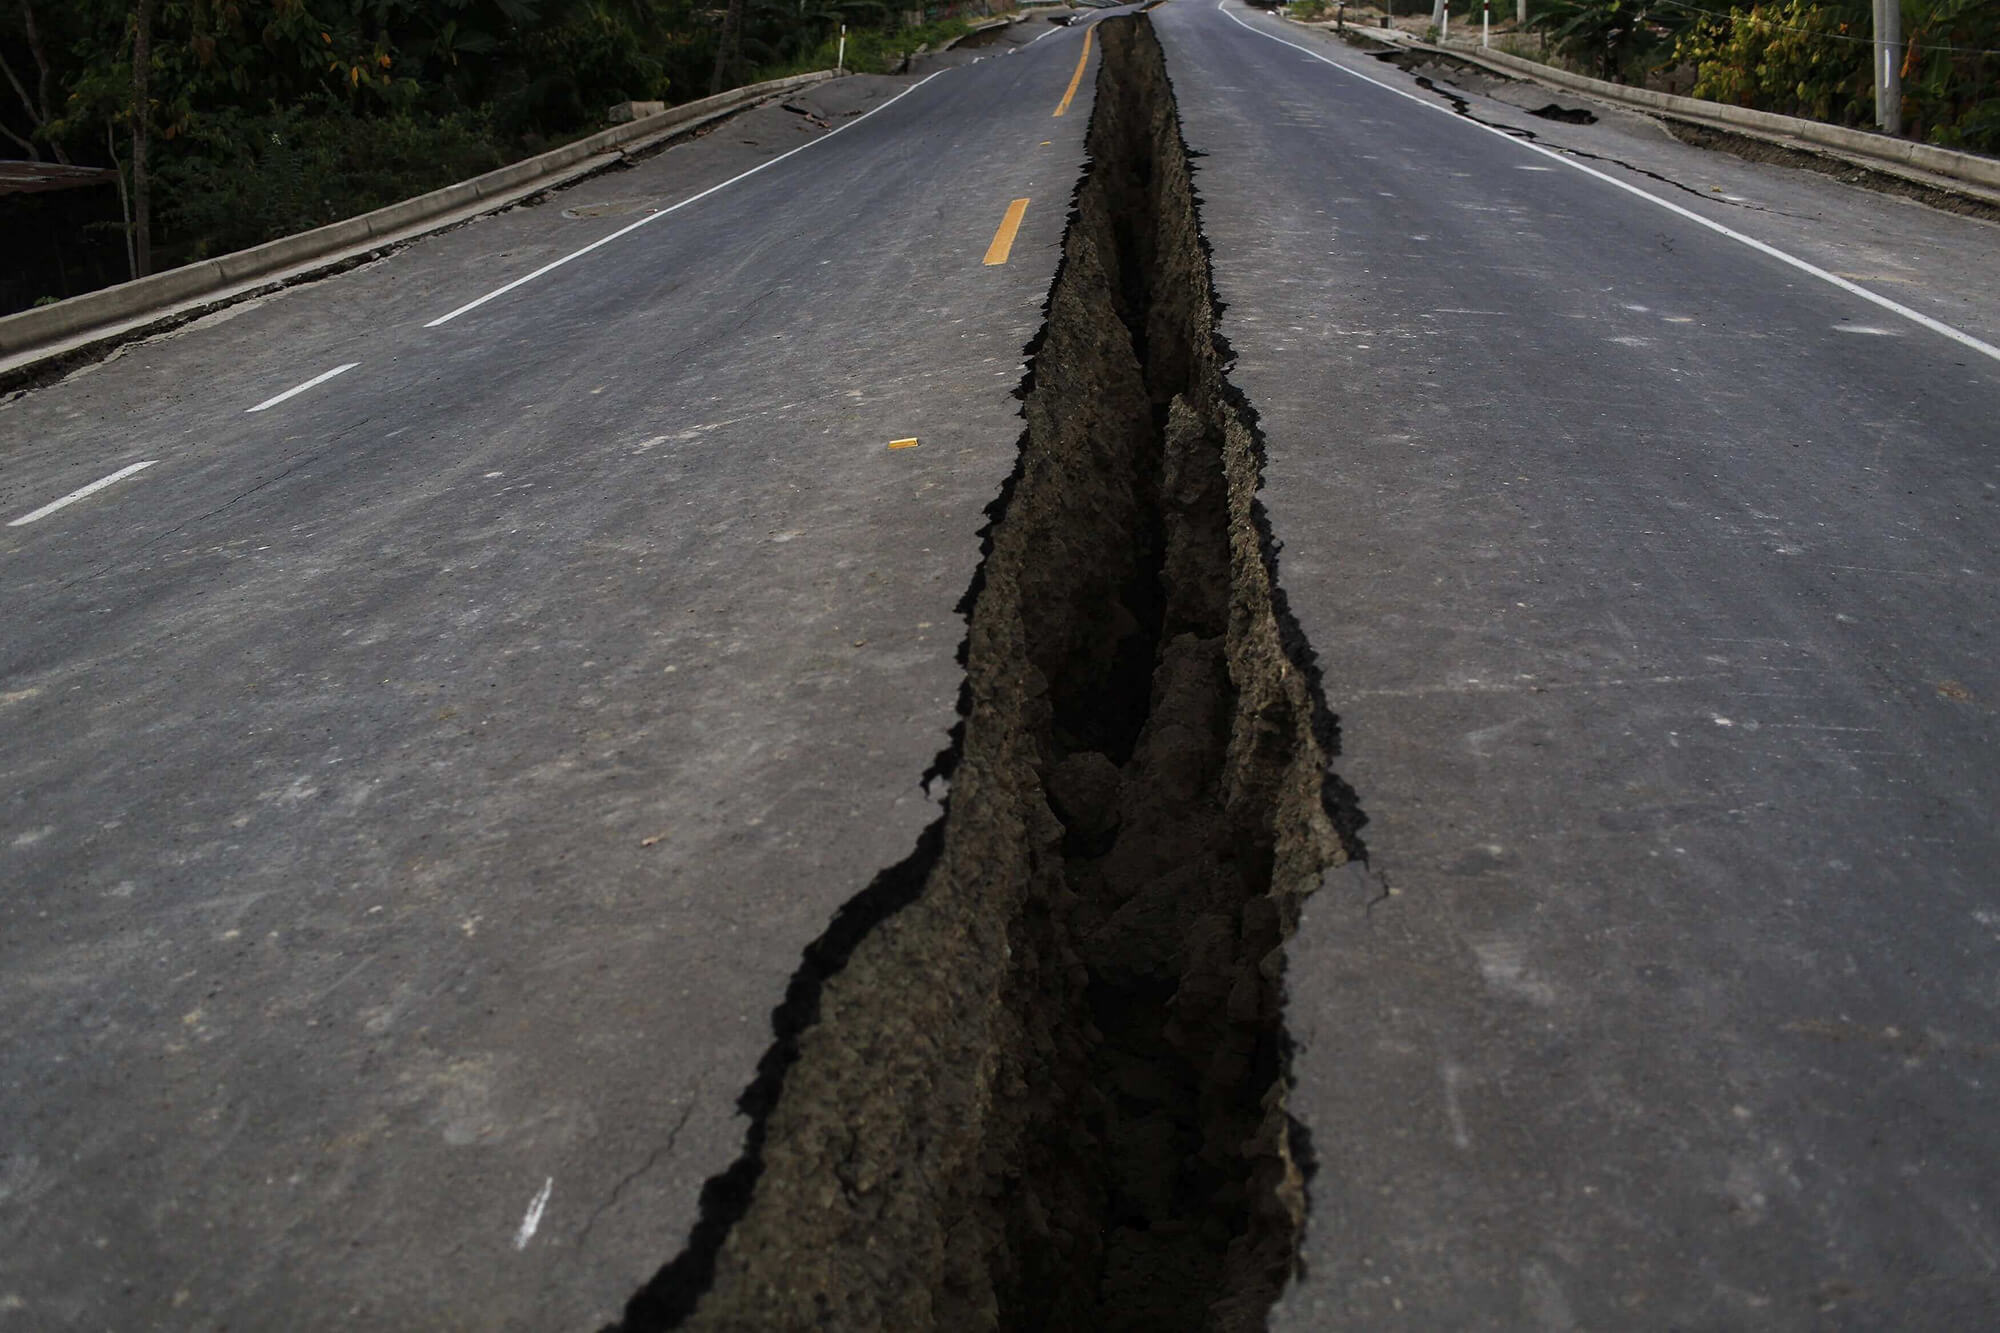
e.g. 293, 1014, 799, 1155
131, 0, 155, 278
1873, 0, 1902, 135
1432, 0, 1447, 41
1518, 0, 1527, 25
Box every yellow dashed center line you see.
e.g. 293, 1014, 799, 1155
1054, 27, 1093, 117
888, 438, 921, 450
983, 198, 1030, 266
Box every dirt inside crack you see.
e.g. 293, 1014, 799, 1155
613, 16, 1354, 1331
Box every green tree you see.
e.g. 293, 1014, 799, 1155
1529, 0, 1689, 78
1668, 0, 1999, 147
4, 0, 966, 304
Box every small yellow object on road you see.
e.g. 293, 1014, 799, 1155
888, 438, 921, 450
984, 198, 1030, 266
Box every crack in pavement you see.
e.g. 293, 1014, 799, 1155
43, 416, 380, 598
1389, 69, 1815, 219
608, 16, 1360, 1330
577, 1096, 702, 1252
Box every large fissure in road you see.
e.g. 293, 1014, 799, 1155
615, 16, 1359, 1331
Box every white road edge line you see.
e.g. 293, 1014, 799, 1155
424, 70, 953, 329
1215, 0, 2000, 367
8, 460, 159, 527
247, 362, 360, 413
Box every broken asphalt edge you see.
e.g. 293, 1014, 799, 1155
1290, 16, 2000, 205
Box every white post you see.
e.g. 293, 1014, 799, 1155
1482, 0, 1489, 45
1431, 0, 1448, 39
1873, 0, 1901, 134
837, 24, 847, 75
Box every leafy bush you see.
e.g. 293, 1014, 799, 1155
756, 17, 972, 79
1670, 0, 2000, 149
1672, 0, 1869, 125
152, 103, 506, 264
489, 5, 675, 140
1530, 0, 1689, 79
4, 0, 958, 284
1900, 0, 2000, 149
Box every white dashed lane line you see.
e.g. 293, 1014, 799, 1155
7, 460, 159, 527
10, 358, 361, 529
247, 362, 359, 413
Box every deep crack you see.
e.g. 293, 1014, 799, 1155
610, 15, 1358, 1332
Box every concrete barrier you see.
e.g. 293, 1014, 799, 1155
0, 70, 835, 365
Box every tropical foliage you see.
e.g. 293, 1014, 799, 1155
1530, 0, 1999, 149
0, 0, 966, 296
1528, 0, 1688, 80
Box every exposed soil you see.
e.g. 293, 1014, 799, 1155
609, 14, 1358, 1332
951, 21, 1024, 49
1660, 120, 2000, 225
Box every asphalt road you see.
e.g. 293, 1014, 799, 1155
0, 18, 1101, 1328
5, 1, 1999, 1327
1154, 3, 2000, 1328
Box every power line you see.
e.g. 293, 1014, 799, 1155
1648, 0, 2000, 57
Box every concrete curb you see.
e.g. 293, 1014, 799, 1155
0, 70, 835, 369
1446, 45, 2000, 191
1309, 19, 2000, 194
940, 15, 1015, 49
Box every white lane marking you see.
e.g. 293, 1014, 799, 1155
425, 71, 951, 329
1214, 1, 2000, 366
1834, 325, 1900, 335
247, 362, 359, 413
514, 1177, 553, 1249
8, 460, 158, 527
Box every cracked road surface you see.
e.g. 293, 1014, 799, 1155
3, 0, 2000, 1326
1159, 2, 2000, 1327
0, 19, 1095, 1327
